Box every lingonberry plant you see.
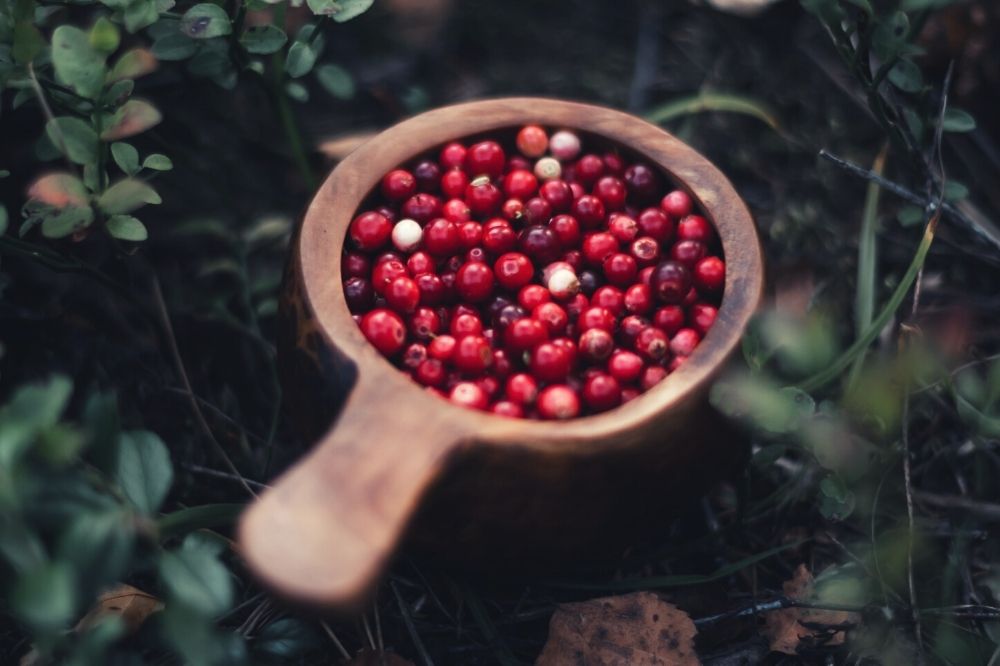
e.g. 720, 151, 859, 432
345, 126, 727, 418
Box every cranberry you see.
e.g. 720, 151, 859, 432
415, 359, 446, 387
671, 240, 707, 268
492, 349, 512, 377
694, 256, 725, 293
372, 259, 407, 295
578, 306, 615, 333
439, 142, 467, 170
344, 276, 374, 312
415, 273, 446, 306
608, 350, 643, 383
442, 198, 471, 224
530, 343, 572, 382
476, 375, 500, 399
506, 373, 539, 406
482, 220, 517, 255
603, 252, 638, 287
523, 197, 553, 225
505, 317, 548, 352
405, 252, 434, 276
450, 382, 488, 410
544, 263, 580, 301
402, 342, 428, 369
516, 125, 548, 158
537, 385, 580, 419
360, 309, 406, 355
641, 365, 668, 390
466, 141, 505, 178
453, 335, 493, 373
466, 178, 502, 216
602, 152, 625, 175
343, 252, 371, 278
549, 130, 581, 161
578, 270, 600, 295
549, 214, 581, 246
653, 305, 685, 335
623, 163, 660, 203
495, 304, 527, 331
650, 261, 691, 304
503, 169, 538, 200
412, 161, 441, 193
539, 179, 574, 212
441, 168, 470, 199
582, 232, 618, 266
638, 266, 655, 286
637, 208, 672, 243
534, 157, 562, 181
386, 276, 420, 313
493, 252, 534, 290
408, 307, 441, 340
565, 293, 590, 320
607, 213, 639, 243
592, 286, 625, 316
583, 373, 621, 411
350, 211, 392, 250
429, 334, 457, 360
636, 327, 669, 361
458, 221, 483, 250
552, 336, 578, 365
563, 249, 583, 272
450, 312, 484, 338
690, 303, 718, 335
579, 328, 614, 362
677, 215, 714, 243
492, 401, 524, 418
624, 283, 653, 315
661, 189, 693, 218
518, 284, 551, 310
423, 218, 460, 256
572, 194, 606, 229
667, 356, 685, 372
621, 387, 640, 403
670, 328, 701, 356
575, 154, 605, 186
518, 225, 561, 264
502, 198, 525, 221
593, 176, 627, 211
402, 194, 442, 223
381, 169, 417, 201
618, 315, 649, 348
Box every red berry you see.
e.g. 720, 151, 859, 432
381, 169, 417, 201
476, 375, 500, 399
423, 218, 460, 256
671, 240, 707, 268
523, 197, 553, 225
636, 327, 669, 361
505, 317, 548, 352
603, 252, 638, 287
454, 261, 494, 303
638, 266, 655, 286
608, 350, 643, 383
689, 303, 718, 335
539, 179, 574, 212
621, 387, 640, 402
653, 305, 685, 335
516, 125, 548, 158
503, 169, 539, 200
641, 365, 668, 390
530, 343, 572, 382
402, 342, 427, 369
537, 385, 580, 419
440, 142, 467, 170
465, 178, 502, 216
624, 283, 653, 314
593, 176, 627, 211
350, 211, 392, 250
494, 252, 535, 290
623, 163, 660, 203
360, 309, 406, 355
518, 284, 551, 310
578, 328, 614, 362
618, 315, 649, 348
694, 256, 725, 293
582, 232, 619, 265
591, 286, 625, 317
506, 372, 539, 406
670, 328, 701, 356
491, 401, 524, 418
607, 213, 639, 243
482, 219, 517, 255
428, 334, 457, 360
408, 307, 441, 340
650, 261, 692, 304
371, 259, 407, 295
637, 207, 673, 243
407, 251, 435, 276
458, 221, 483, 250
492, 349, 513, 377
441, 168, 470, 199
518, 225, 562, 264
551, 337, 578, 365
630, 236, 662, 270
413, 161, 442, 192
578, 306, 616, 333
401, 194, 442, 223
603, 152, 625, 175
677, 215, 714, 243
450, 382, 488, 410
466, 141, 505, 178
582, 373, 621, 411
502, 198, 525, 221
549, 214, 581, 246
571, 194, 606, 229
415, 359, 446, 387
442, 198, 471, 224
386, 276, 420, 313
344, 276, 374, 312
450, 312, 484, 338
453, 335, 493, 373
533, 302, 569, 335
661, 190, 693, 218
415, 273, 446, 306
575, 154, 605, 186
343, 252, 371, 278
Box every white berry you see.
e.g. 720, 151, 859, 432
534, 157, 562, 181
549, 130, 581, 161
544, 263, 580, 300
391, 218, 422, 252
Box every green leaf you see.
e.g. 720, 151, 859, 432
331, 0, 372, 21
284, 80, 308, 102
52, 26, 107, 99
943, 180, 969, 202
124, 0, 160, 33
646, 92, 779, 130
106, 214, 148, 241
888, 59, 922, 93
104, 79, 135, 105
942, 108, 976, 133
115, 430, 172, 513
0, 205, 7, 235
253, 619, 322, 660
57, 510, 134, 591
240, 24, 286, 54
159, 533, 233, 615
46, 117, 98, 165
157, 504, 243, 540
107, 48, 158, 83
98, 178, 160, 214
41, 206, 95, 238
28, 173, 89, 208
316, 63, 355, 99
0, 376, 73, 467
152, 31, 199, 60
143, 153, 173, 171
285, 40, 320, 78
842, 0, 872, 15
181, 4, 233, 39
111, 142, 140, 175
10, 562, 77, 635
89, 17, 121, 53
12, 20, 44, 64
100, 99, 163, 140
872, 11, 909, 61
897, 205, 924, 227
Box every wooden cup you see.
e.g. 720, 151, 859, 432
238, 98, 764, 611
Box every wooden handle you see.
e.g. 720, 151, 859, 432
238, 374, 463, 609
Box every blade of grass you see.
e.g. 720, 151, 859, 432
798, 212, 939, 393
646, 92, 780, 130
458, 580, 519, 666
848, 144, 888, 388
546, 540, 806, 591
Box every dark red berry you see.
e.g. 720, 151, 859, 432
402, 193, 442, 223
539, 179, 574, 212
591, 286, 625, 317
465, 178, 502, 216
661, 189, 693, 218
344, 276, 374, 312
583, 373, 621, 411
575, 154, 605, 186
530, 343, 572, 382
623, 163, 660, 203
371, 259, 407, 295
549, 214, 581, 246
608, 350, 643, 383
603, 252, 638, 287
607, 213, 639, 243
482, 219, 517, 255
415, 273, 446, 306
650, 261, 692, 304
579, 328, 615, 362
442, 198, 471, 223
571, 194, 606, 229
381, 169, 417, 201
402, 342, 427, 369
637, 207, 672, 243
505, 317, 548, 352
636, 327, 669, 361
518, 225, 561, 264
653, 305, 685, 335
593, 176, 626, 211
413, 160, 442, 192
677, 215, 714, 243
466, 141, 505, 178
523, 197, 553, 225
578, 306, 615, 333
415, 359, 446, 387
533, 302, 569, 336
618, 315, 649, 348
518, 284, 551, 310
408, 307, 441, 340
671, 240, 707, 267
582, 232, 618, 265
343, 252, 371, 278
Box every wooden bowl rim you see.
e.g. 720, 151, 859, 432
297, 96, 764, 451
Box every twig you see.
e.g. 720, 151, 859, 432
151, 277, 258, 498
27, 63, 82, 179
391, 580, 436, 666
913, 491, 1000, 522
181, 463, 268, 491
320, 621, 352, 662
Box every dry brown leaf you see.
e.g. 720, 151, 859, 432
763, 564, 858, 655
346, 649, 415, 665
76, 584, 164, 633
317, 130, 380, 162
536, 591, 700, 666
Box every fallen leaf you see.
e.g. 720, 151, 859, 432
763, 564, 858, 655
317, 130, 379, 161
76, 584, 163, 633
27, 173, 89, 208
536, 591, 700, 666
346, 649, 415, 665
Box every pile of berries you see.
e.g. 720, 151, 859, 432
343, 125, 725, 419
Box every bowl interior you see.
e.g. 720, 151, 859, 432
297, 97, 763, 448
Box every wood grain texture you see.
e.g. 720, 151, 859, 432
238, 98, 765, 611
